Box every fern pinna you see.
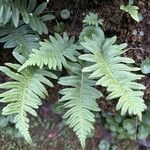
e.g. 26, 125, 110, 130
79, 26, 146, 120
0, 63, 57, 143
59, 64, 102, 148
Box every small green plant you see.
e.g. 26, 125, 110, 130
0, 113, 13, 128
141, 59, 150, 74
0, 111, 22, 139
60, 9, 70, 20
103, 112, 136, 140
53, 22, 66, 33
103, 111, 150, 140
83, 12, 103, 27
120, 0, 140, 22
98, 140, 110, 150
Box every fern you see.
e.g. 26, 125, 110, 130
120, 3, 140, 22
0, 63, 57, 143
59, 64, 102, 148
83, 13, 103, 27
0, 0, 55, 34
0, 0, 12, 26
19, 32, 79, 71
0, 22, 39, 60
79, 26, 146, 120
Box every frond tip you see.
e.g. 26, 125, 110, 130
0, 63, 57, 143
79, 27, 146, 120
59, 72, 102, 148
83, 13, 103, 27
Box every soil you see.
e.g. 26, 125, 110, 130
0, 0, 150, 150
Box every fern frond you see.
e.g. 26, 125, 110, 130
0, 0, 12, 26
83, 13, 103, 27
79, 27, 146, 120
0, 0, 55, 34
59, 65, 102, 148
0, 23, 39, 59
0, 63, 57, 143
20, 0, 55, 34
19, 32, 79, 71
120, 4, 140, 22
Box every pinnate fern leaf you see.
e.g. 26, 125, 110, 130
79, 27, 146, 120
0, 0, 55, 34
59, 65, 102, 148
83, 13, 103, 27
120, 4, 140, 22
0, 63, 57, 143
19, 32, 78, 71
0, 23, 39, 59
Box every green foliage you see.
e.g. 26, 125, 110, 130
0, 112, 22, 139
53, 22, 66, 33
137, 112, 150, 139
83, 13, 103, 27
0, 63, 57, 143
141, 59, 150, 74
0, 0, 55, 34
0, 0, 13, 26
98, 140, 110, 150
104, 113, 137, 140
103, 111, 150, 140
0, 22, 39, 59
0, 114, 13, 128
19, 32, 79, 71
60, 9, 70, 20
120, 1, 140, 22
79, 26, 146, 120
59, 64, 102, 148
123, 119, 136, 134
0, 2, 147, 148
111, 145, 118, 150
